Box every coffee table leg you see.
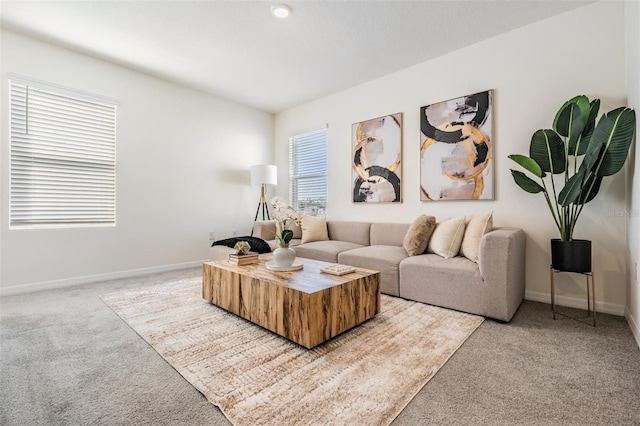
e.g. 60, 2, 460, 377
202, 264, 213, 302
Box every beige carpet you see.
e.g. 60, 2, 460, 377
101, 277, 484, 425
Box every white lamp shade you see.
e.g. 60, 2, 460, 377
250, 164, 277, 186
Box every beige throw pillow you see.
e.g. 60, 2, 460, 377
427, 216, 467, 258
460, 211, 493, 262
300, 215, 329, 244
403, 215, 437, 256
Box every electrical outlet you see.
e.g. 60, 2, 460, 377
232, 229, 238, 237
209, 231, 216, 241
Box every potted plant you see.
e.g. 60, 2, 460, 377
509, 95, 636, 272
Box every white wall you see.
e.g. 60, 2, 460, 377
274, 2, 629, 313
625, 0, 640, 346
0, 30, 274, 293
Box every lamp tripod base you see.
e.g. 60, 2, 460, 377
251, 184, 270, 236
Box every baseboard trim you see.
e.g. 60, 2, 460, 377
624, 308, 640, 350
525, 290, 625, 316
0, 260, 207, 297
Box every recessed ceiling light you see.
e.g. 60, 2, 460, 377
271, 3, 292, 19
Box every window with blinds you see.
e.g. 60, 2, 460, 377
288, 127, 328, 215
9, 77, 117, 227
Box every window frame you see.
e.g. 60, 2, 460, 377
8, 74, 118, 229
288, 126, 328, 215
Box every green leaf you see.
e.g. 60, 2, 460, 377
558, 169, 586, 206
572, 99, 600, 155
510, 170, 544, 193
553, 96, 590, 141
281, 229, 294, 244
529, 129, 565, 174
591, 107, 636, 176
508, 154, 543, 177
577, 174, 603, 205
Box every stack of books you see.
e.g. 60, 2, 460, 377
229, 252, 259, 266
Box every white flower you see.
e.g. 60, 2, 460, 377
270, 196, 288, 215
269, 197, 301, 244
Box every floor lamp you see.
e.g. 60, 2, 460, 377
250, 165, 277, 235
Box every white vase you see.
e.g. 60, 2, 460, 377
272, 244, 296, 267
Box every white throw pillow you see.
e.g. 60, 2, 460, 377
460, 212, 493, 262
426, 216, 467, 258
300, 215, 329, 244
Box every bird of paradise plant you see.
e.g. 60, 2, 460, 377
509, 95, 635, 241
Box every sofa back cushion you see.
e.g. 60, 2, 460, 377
290, 221, 302, 239
253, 220, 302, 240
370, 222, 411, 247
327, 221, 371, 246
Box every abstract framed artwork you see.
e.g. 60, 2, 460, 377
420, 90, 493, 201
352, 113, 402, 203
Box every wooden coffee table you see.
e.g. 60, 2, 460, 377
202, 255, 380, 348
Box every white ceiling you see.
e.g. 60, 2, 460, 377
0, 0, 594, 113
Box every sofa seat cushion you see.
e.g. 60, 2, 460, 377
293, 241, 365, 263
399, 254, 488, 317
338, 245, 408, 296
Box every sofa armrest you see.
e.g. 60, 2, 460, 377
253, 220, 277, 241
477, 227, 526, 321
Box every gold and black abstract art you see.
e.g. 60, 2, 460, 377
352, 113, 402, 203
420, 90, 493, 200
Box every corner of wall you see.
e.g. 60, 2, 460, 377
625, 307, 640, 350
624, 0, 640, 350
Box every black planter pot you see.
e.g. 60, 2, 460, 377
550, 239, 592, 273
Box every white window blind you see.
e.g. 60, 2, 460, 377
9, 78, 117, 227
289, 127, 328, 214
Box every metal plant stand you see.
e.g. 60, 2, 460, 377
549, 265, 596, 326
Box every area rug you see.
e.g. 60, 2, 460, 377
100, 278, 484, 425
